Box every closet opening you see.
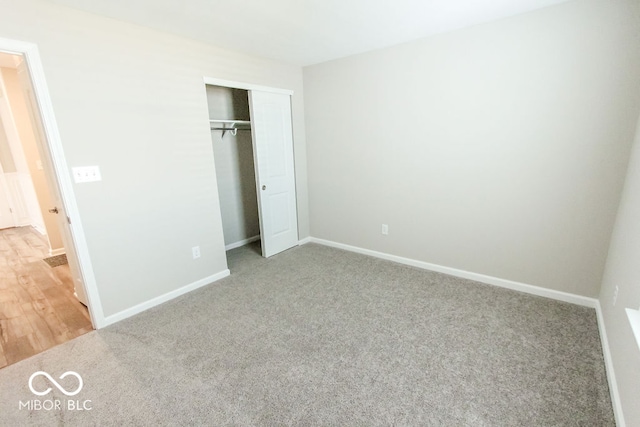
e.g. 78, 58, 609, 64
206, 85, 261, 256
205, 81, 299, 265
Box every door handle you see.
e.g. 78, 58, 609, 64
262, 185, 266, 191
49, 207, 59, 214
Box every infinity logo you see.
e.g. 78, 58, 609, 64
28, 371, 83, 397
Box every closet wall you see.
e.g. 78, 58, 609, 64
206, 85, 259, 248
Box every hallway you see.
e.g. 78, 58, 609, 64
0, 226, 92, 368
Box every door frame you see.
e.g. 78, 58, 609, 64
0, 37, 105, 328
203, 77, 293, 96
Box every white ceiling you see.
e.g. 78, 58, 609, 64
49, 0, 572, 66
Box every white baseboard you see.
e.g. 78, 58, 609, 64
595, 301, 625, 427
225, 235, 260, 251
102, 269, 230, 327
298, 236, 312, 245
49, 248, 66, 256
307, 237, 597, 308
32, 225, 46, 235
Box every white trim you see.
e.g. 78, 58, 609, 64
203, 77, 293, 95
298, 236, 312, 245
102, 269, 231, 327
48, 248, 65, 257
32, 224, 46, 235
225, 235, 260, 251
307, 237, 597, 308
596, 302, 625, 427
0, 37, 106, 328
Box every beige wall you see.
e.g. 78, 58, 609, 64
0, 118, 17, 173
206, 85, 260, 247
598, 113, 640, 424
0, 0, 308, 317
1, 66, 64, 250
304, 0, 640, 297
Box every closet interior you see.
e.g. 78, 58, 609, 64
206, 85, 261, 252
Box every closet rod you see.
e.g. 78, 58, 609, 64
211, 127, 252, 137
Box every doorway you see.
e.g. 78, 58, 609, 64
0, 48, 94, 368
205, 79, 299, 264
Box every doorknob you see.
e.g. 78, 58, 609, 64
262, 185, 266, 191
49, 207, 59, 214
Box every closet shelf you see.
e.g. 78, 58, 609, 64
209, 119, 251, 126
210, 119, 251, 137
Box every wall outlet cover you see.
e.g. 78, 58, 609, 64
192, 246, 201, 259
72, 166, 102, 183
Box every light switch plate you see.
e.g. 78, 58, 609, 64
72, 166, 102, 183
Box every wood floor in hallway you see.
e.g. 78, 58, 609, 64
0, 226, 92, 369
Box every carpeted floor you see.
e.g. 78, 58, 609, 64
0, 243, 614, 426
42, 254, 68, 268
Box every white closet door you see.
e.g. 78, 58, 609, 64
249, 90, 298, 258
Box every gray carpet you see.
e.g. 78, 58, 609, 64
0, 243, 613, 426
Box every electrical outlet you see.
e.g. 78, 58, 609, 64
381, 224, 389, 235
192, 246, 201, 259
613, 285, 619, 306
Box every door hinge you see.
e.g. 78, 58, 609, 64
9, 208, 12, 213
67, 216, 71, 224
